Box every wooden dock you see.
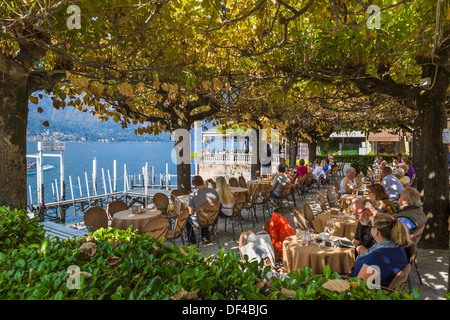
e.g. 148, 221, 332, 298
40, 187, 174, 222
40, 221, 88, 240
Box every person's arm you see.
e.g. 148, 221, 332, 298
188, 206, 195, 216
343, 177, 352, 194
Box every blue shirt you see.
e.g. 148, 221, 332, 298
323, 165, 330, 172
351, 245, 408, 288
397, 217, 416, 231
381, 174, 404, 200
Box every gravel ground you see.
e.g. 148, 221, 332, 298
180, 188, 449, 300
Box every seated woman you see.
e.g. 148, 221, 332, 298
339, 167, 362, 194
393, 167, 410, 188
350, 212, 412, 288
367, 184, 397, 215
215, 176, 235, 217
295, 158, 308, 178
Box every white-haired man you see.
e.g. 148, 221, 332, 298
394, 187, 428, 232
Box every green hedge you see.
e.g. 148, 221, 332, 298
316, 155, 398, 174
0, 206, 420, 300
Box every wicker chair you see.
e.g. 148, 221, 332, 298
170, 189, 183, 203
238, 176, 247, 188
141, 217, 169, 241
229, 177, 240, 187
325, 187, 338, 208
278, 182, 293, 215
191, 201, 221, 248
303, 172, 313, 192
152, 193, 169, 214
316, 191, 328, 213
84, 206, 108, 232
302, 203, 316, 231
165, 206, 189, 245
106, 200, 128, 219
219, 192, 246, 241
333, 181, 341, 199
385, 263, 412, 292
293, 208, 308, 230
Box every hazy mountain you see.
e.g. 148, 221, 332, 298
27, 94, 171, 142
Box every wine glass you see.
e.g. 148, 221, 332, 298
326, 220, 335, 237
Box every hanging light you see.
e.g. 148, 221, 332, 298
333, 122, 342, 132
301, 115, 312, 127
220, 86, 241, 106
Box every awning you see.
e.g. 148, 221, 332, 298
368, 130, 401, 142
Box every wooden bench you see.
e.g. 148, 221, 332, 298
40, 221, 88, 240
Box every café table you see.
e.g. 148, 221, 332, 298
246, 180, 272, 198
229, 186, 249, 195
312, 211, 358, 240
282, 235, 356, 275
111, 207, 163, 234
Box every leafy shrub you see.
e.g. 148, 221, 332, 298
0, 225, 419, 300
0, 206, 46, 252
0, 206, 420, 300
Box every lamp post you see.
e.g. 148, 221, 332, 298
220, 86, 241, 106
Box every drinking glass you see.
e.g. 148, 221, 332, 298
326, 220, 335, 237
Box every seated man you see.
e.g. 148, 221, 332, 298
380, 166, 404, 201
269, 164, 291, 206
312, 159, 326, 184
352, 198, 377, 255
394, 187, 428, 232
185, 175, 220, 245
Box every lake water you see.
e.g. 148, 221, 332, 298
26, 141, 194, 223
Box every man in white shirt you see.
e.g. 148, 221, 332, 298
312, 159, 326, 183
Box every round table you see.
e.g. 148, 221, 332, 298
246, 180, 272, 198
111, 208, 163, 234
312, 211, 358, 240
229, 187, 249, 194
282, 235, 356, 275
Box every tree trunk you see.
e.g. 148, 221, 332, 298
288, 134, 298, 168
417, 83, 449, 249
172, 129, 192, 194
411, 116, 423, 191
250, 126, 261, 179
0, 75, 29, 210
176, 162, 191, 194
308, 141, 317, 164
